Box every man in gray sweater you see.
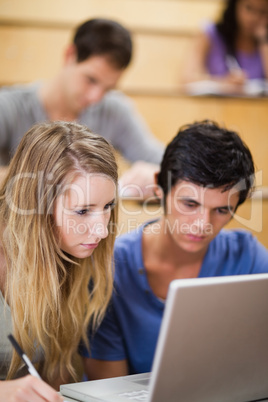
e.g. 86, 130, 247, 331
0, 18, 164, 197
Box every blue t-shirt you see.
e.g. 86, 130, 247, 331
81, 223, 268, 374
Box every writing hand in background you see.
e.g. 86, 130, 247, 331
254, 20, 268, 43
224, 70, 248, 86
119, 161, 160, 200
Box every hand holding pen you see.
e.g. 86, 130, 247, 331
225, 56, 247, 85
1, 334, 65, 402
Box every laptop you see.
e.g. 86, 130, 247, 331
61, 274, 268, 402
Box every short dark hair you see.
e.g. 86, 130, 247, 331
73, 18, 132, 68
157, 120, 255, 207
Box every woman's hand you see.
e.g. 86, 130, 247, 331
1, 375, 64, 401
224, 70, 247, 86
254, 20, 268, 44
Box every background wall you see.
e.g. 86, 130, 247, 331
0, 0, 223, 87
0, 0, 267, 246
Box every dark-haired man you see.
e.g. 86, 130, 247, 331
0, 19, 163, 194
81, 120, 268, 380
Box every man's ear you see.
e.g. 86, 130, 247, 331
153, 172, 163, 200
63, 44, 78, 65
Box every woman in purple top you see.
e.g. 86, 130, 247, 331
183, 0, 268, 85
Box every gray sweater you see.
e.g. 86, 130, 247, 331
0, 291, 43, 380
0, 83, 164, 165
0, 291, 12, 380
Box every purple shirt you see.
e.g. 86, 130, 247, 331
204, 22, 265, 79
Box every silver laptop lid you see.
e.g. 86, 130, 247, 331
61, 274, 268, 402
148, 274, 268, 402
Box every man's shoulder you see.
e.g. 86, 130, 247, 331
104, 89, 129, 102
203, 230, 268, 276
216, 229, 255, 247
214, 229, 267, 258
113, 225, 146, 287
0, 82, 38, 97
96, 90, 133, 112
0, 83, 40, 111
115, 224, 143, 252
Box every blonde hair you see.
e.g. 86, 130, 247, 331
0, 121, 118, 383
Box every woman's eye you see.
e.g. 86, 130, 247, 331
76, 209, 89, 216
104, 202, 115, 210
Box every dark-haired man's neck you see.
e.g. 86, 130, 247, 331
159, 219, 207, 265
142, 221, 206, 300
38, 77, 80, 122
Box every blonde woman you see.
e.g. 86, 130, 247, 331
0, 121, 118, 401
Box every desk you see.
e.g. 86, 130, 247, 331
129, 94, 268, 187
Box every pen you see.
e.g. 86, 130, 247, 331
226, 55, 243, 73
8, 333, 42, 379
8, 334, 69, 402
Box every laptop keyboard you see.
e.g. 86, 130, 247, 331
118, 390, 149, 400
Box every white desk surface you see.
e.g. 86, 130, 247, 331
60, 395, 79, 402
60, 393, 268, 402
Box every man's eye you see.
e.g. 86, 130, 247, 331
217, 208, 229, 215
184, 202, 197, 208
87, 77, 97, 84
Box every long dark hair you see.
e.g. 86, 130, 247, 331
216, 0, 239, 55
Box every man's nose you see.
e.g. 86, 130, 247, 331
86, 86, 105, 104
